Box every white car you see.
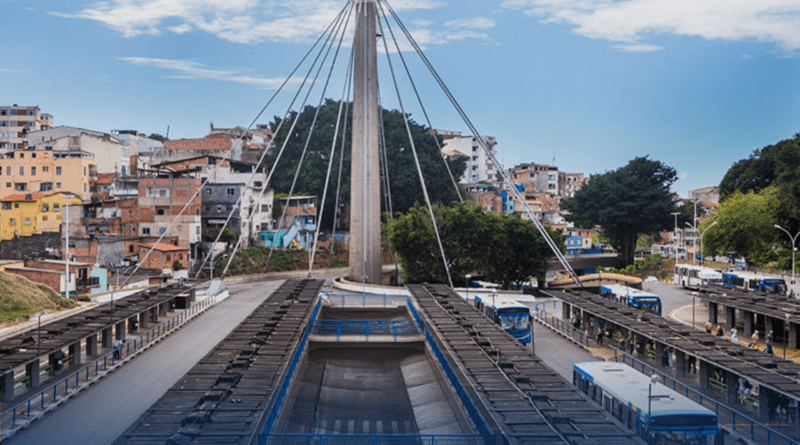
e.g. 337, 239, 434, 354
644, 276, 658, 283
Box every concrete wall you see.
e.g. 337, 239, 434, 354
0, 232, 61, 259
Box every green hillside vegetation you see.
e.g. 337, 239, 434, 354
0, 271, 76, 324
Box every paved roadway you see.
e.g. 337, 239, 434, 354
6, 280, 285, 445
643, 281, 709, 329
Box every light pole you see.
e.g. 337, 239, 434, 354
785, 314, 790, 360
671, 212, 680, 265
692, 292, 698, 329
685, 222, 696, 266
699, 221, 718, 267
465, 274, 471, 303
774, 224, 799, 298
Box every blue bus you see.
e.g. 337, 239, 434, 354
599, 284, 662, 316
721, 271, 787, 296
474, 294, 531, 344
574, 361, 721, 444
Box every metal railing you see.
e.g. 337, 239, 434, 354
310, 320, 422, 342
322, 292, 407, 308
0, 291, 218, 432
532, 300, 591, 347
262, 434, 484, 444
613, 348, 799, 445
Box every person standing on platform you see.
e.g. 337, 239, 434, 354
705, 319, 713, 333
730, 327, 738, 343
748, 330, 760, 348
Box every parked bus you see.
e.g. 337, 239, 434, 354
722, 271, 787, 296
673, 264, 723, 289
599, 284, 662, 316
474, 294, 531, 344
652, 244, 687, 260
573, 361, 721, 444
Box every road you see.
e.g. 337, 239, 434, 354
6, 280, 284, 445
643, 281, 709, 329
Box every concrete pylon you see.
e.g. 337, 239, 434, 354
348, 0, 382, 284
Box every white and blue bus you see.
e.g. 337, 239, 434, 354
599, 284, 662, 317
474, 294, 531, 344
721, 271, 787, 297
573, 362, 721, 444
674, 264, 723, 289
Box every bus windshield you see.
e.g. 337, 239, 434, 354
632, 298, 661, 315
649, 430, 718, 445
500, 313, 530, 331
763, 281, 787, 295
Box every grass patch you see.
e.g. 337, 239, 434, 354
0, 271, 76, 324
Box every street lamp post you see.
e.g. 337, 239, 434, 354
692, 292, 698, 330
785, 314, 790, 360
774, 225, 799, 298
465, 274, 471, 303
699, 221, 718, 267
685, 222, 696, 266
671, 212, 680, 265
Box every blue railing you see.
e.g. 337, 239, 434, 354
310, 320, 422, 341
531, 300, 590, 347
262, 434, 484, 444
612, 348, 799, 445
1, 292, 218, 431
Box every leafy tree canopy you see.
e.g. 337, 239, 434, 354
564, 156, 678, 264
262, 99, 466, 230
389, 202, 559, 289
701, 187, 781, 267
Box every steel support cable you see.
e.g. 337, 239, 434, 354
195, 4, 352, 278
377, 93, 394, 220
256, 2, 355, 276
308, 48, 356, 276
377, 5, 454, 288
383, 2, 582, 287
127, 4, 352, 289
376, 1, 462, 203
328, 100, 351, 268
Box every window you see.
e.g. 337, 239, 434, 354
254, 181, 262, 188
177, 225, 182, 231
205, 188, 212, 195
19, 153, 23, 159
227, 188, 235, 195
30, 166, 35, 176
31, 153, 36, 159
158, 227, 166, 235
204, 205, 211, 212
129, 245, 134, 253
142, 227, 150, 235
166, 254, 171, 262
42, 203, 49, 212
14, 183, 26, 191
56, 166, 61, 175
262, 204, 269, 212
5, 167, 9, 175
9, 218, 15, 225
53, 203, 60, 211
24, 218, 30, 225
19, 166, 24, 175
84, 183, 87, 191
42, 166, 48, 173
42, 215, 48, 221
83, 166, 87, 176
56, 182, 61, 188
1, 203, 9, 210
40, 182, 52, 191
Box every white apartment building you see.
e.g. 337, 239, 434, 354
27, 127, 130, 175
0, 105, 53, 150
439, 132, 498, 184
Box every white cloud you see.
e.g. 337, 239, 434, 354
444, 17, 494, 30
119, 57, 292, 88
57, 0, 462, 45
501, 0, 800, 52
613, 43, 663, 52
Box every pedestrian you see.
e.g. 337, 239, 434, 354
730, 327, 738, 343
618, 331, 625, 351
688, 355, 696, 374
627, 335, 635, 354
572, 312, 579, 329
705, 319, 713, 333
716, 325, 724, 337
596, 325, 604, 346
766, 330, 774, 354
749, 330, 760, 348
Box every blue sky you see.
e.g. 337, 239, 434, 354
2, 0, 799, 197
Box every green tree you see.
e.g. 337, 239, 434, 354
702, 187, 781, 266
263, 99, 466, 229
564, 157, 678, 264
148, 133, 166, 142
483, 215, 563, 289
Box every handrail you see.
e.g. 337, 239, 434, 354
531, 300, 591, 347
309, 319, 422, 342
262, 434, 483, 444
613, 347, 799, 445
0, 293, 218, 432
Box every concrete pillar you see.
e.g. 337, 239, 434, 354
159, 302, 168, 317
150, 307, 158, 323
699, 361, 710, 390
766, 317, 774, 338
138, 311, 148, 330
86, 334, 98, 358
758, 386, 770, 423
347, 0, 382, 284
26, 360, 40, 389
128, 316, 137, 334
1, 371, 14, 402
116, 321, 126, 341
743, 311, 754, 336
655, 342, 665, 367
562, 302, 571, 320
69, 341, 82, 366
675, 351, 686, 378
725, 307, 736, 331
636, 335, 646, 357
790, 322, 798, 349
708, 302, 718, 324
726, 371, 738, 405
102, 327, 112, 348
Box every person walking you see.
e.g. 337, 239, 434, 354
596, 325, 604, 346
716, 325, 724, 337
766, 330, 774, 354
705, 319, 713, 333
730, 327, 738, 343
748, 330, 760, 348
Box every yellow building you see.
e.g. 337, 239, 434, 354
0, 192, 82, 240
0, 148, 94, 201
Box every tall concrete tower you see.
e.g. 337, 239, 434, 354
348, 0, 382, 284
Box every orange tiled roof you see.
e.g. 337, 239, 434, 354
139, 242, 188, 252
0, 193, 49, 202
